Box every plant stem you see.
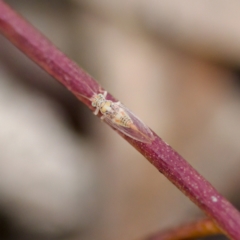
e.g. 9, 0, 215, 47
0, 1, 240, 239
143, 218, 222, 240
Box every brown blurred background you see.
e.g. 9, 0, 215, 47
0, 0, 239, 239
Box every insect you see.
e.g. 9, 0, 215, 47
77, 85, 154, 143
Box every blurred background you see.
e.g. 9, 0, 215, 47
0, 0, 239, 239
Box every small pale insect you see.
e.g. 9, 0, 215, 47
77, 86, 154, 143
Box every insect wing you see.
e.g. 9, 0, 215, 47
103, 103, 154, 143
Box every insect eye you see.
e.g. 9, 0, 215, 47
92, 102, 96, 107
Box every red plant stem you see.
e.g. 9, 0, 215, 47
0, 1, 240, 239
144, 218, 222, 240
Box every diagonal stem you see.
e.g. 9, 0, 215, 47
0, 1, 240, 239
143, 218, 222, 240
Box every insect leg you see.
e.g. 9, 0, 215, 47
103, 91, 107, 98
94, 107, 100, 115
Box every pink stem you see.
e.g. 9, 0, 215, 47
0, 1, 239, 239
